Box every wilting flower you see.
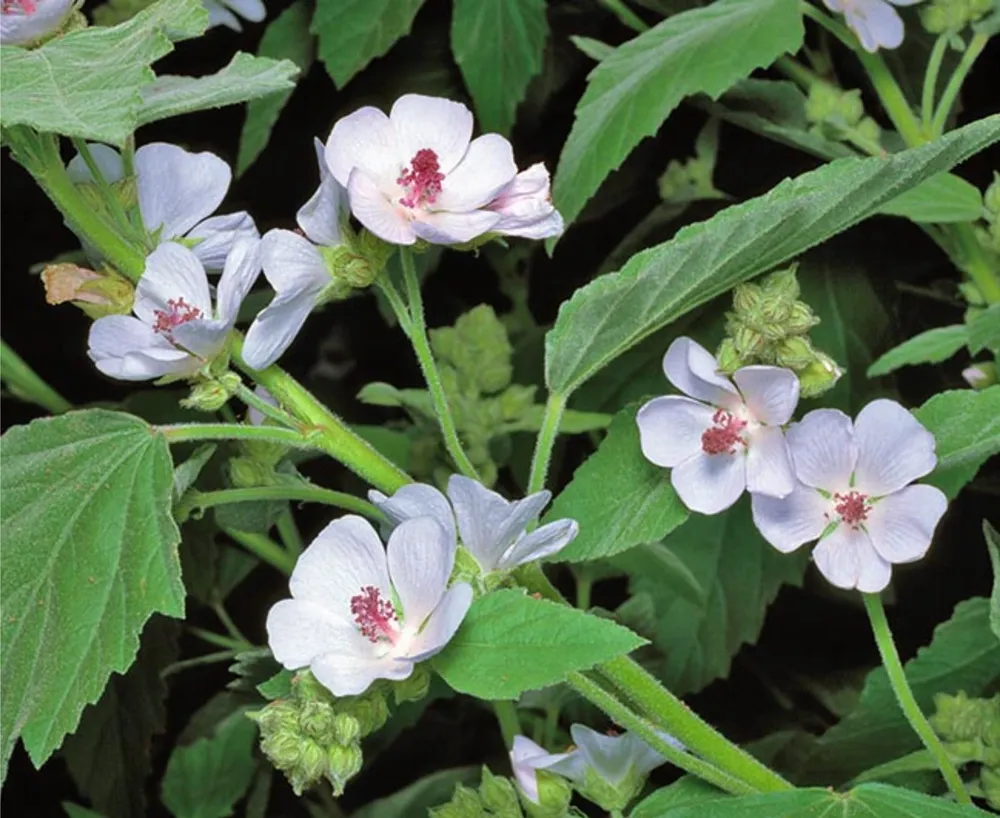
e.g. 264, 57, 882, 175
636, 337, 800, 515
325, 94, 561, 245
87, 238, 260, 381
752, 399, 947, 593
267, 515, 473, 697
485, 163, 564, 240
823, 0, 922, 52
202, 0, 264, 31
369, 474, 578, 573
243, 139, 346, 370
1, 0, 75, 45
68, 142, 258, 269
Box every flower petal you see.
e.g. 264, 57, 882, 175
242, 285, 324, 370
662, 337, 740, 407
671, 451, 746, 515
347, 168, 417, 245
488, 163, 564, 239
266, 598, 359, 668
87, 315, 190, 381
204, 0, 242, 30
746, 425, 796, 498
311, 651, 412, 697
406, 582, 473, 662
410, 209, 501, 245
498, 519, 579, 570
732, 366, 800, 426
225, 0, 266, 21
135, 143, 231, 240
751, 483, 829, 553
170, 318, 230, 359
866, 484, 947, 565
569, 725, 637, 786
187, 211, 259, 270
369, 483, 456, 544
510, 736, 572, 804
298, 137, 346, 247
786, 408, 856, 491
812, 524, 892, 592
260, 228, 329, 293
325, 106, 400, 187
133, 242, 213, 326
853, 399, 937, 496
1, 0, 75, 44
214, 235, 262, 324
849, 0, 904, 52
387, 517, 455, 628
390, 94, 473, 175
67, 143, 124, 185
435, 134, 517, 211
636, 395, 714, 468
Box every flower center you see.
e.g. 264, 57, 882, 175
2, 0, 37, 13
397, 149, 444, 209
834, 491, 870, 528
153, 297, 202, 334
701, 409, 749, 455
350, 585, 399, 644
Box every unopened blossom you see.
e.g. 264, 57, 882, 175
325, 93, 560, 246
509, 735, 573, 805
267, 515, 473, 697
1, 0, 75, 45
369, 474, 578, 573
87, 238, 260, 381
202, 0, 264, 31
823, 0, 923, 52
485, 163, 564, 240
243, 139, 347, 370
752, 399, 947, 593
636, 337, 800, 515
68, 142, 258, 269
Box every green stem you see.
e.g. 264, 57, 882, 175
598, 0, 648, 33
235, 381, 301, 429
598, 656, 793, 793
567, 671, 756, 796
921, 34, 950, 134
162, 650, 241, 678
0, 340, 72, 414
862, 593, 972, 804
800, 2, 859, 50
575, 570, 593, 610
527, 392, 567, 494
492, 700, 521, 748
774, 55, 820, 90
188, 626, 248, 651
224, 528, 296, 575
374, 277, 413, 336
276, 509, 304, 556
159, 422, 320, 450
542, 704, 560, 747
930, 32, 988, 139
70, 137, 139, 239
856, 50, 925, 146
398, 249, 480, 480
213, 603, 250, 645
175, 484, 381, 524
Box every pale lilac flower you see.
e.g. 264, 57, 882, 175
242, 139, 347, 370
202, 0, 264, 31
485, 163, 564, 240
87, 238, 260, 381
1, 0, 75, 45
325, 94, 543, 246
823, 0, 922, 52
266, 515, 473, 697
369, 474, 578, 573
636, 337, 800, 515
752, 400, 947, 593
509, 735, 573, 805
67, 142, 258, 269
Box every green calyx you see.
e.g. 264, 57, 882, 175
181, 372, 242, 412
521, 770, 572, 818
41, 262, 134, 319
575, 765, 645, 813
317, 229, 394, 296
431, 767, 530, 818
921, 0, 993, 34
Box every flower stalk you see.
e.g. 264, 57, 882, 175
174, 485, 381, 524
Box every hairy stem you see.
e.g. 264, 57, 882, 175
527, 391, 567, 494
224, 528, 296, 575
175, 484, 381, 524
931, 32, 988, 139
921, 34, 949, 134
159, 422, 319, 449
492, 700, 521, 748
0, 340, 72, 414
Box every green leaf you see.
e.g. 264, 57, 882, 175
781, 598, 1000, 786
552, 0, 803, 231
570, 35, 616, 63
161, 710, 257, 818
631, 777, 729, 817
350, 767, 480, 818
62, 618, 180, 818
545, 115, 1000, 395
432, 589, 645, 699
311, 0, 426, 88
136, 52, 299, 127
0, 0, 207, 145
63, 806, 108, 818
545, 405, 688, 563
450, 0, 548, 135
877, 172, 983, 223
867, 326, 969, 378
1, 409, 183, 775
914, 386, 1000, 499
967, 303, 1000, 355
173, 443, 216, 500
237, 1, 316, 176
985, 522, 1000, 642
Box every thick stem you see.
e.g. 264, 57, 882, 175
175, 484, 381, 524
492, 700, 521, 748
398, 249, 480, 480
862, 593, 972, 804
855, 51, 925, 146
921, 34, 949, 134
159, 422, 319, 450
223, 528, 296, 575
235, 381, 301, 429
931, 32, 988, 139
527, 392, 567, 494
0, 340, 72, 414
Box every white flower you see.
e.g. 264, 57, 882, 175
87, 238, 260, 381
369, 474, 578, 573
202, 0, 265, 31
67, 142, 258, 269
751, 399, 947, 593
823, 0, 922, 52
266, 515, 473, 697
326, 93, 555, 246
636, 337, 800, 515
242, 138, 346, 370
1, 0, 75, 45
485, 163, 564, 240
509, 735, 573, 804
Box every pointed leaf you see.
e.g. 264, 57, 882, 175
985, 522, 1000, 642
877, 172, 983, 223
868, 326, 969, 378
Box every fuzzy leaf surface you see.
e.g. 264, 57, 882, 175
868, 326, 969, 377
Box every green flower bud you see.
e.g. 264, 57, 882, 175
453, 545, 485, 587
854, 117, 882, 148
984, 172, 1000, 219
298, 700, 337, 742
921, 0, 992, 33
479, 767, 522, 815
247, 700, 299, 736
299, 740, 330, 786
805, 82, 841, 124
576, 765, 643, 813
320, 244, 378, 290
260, 731, 303, 771
714, 338, 744, 375
332, 712, 362, 746
760, 266, 800, 303
930, 692, 1000, 743
732, 324, 766, 357
350, 688, 391, 736
432, 784, 487, 818
228, 455, 278, 489
731, 282, 763, 315
981, 766, 1000, 812
785, 301, 821, 335
963, 362, 997, 390
181, 373, 241, 412
394, 664, 431, 704
775, 336, 817, 369
798, 354, 844, 398
838, 89, 865, 127
326, 742, 364, 796
521, 770, 572, 818
42, 263, 134, 319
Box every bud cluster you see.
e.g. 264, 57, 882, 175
920, 0, 993, 34
317, 226, 394, 304
430, 767, 531, 818
804, 82, 881, 152
930, 692, 1000, 810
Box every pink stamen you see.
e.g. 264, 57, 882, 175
701, 409, 748, 455
397, 149, 444, 209
2, 0, 37, 13
153, 297, 202, 335
350, 585, 399, 644
834, 491, 869, 528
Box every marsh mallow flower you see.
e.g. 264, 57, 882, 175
823, 0, 922, 52
1, 0, 74, 45
369, 474, 578, 574
267, 515, 473, 697
485, 163, 564, 240
202, 0, 264, 31
752, 399, 947, 593
509, 735, 573, 806
88, 238, 260, 381
636, 337, 799, 515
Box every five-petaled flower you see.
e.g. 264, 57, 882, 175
87, 238, 260, 381
823, 0, 923, 52
325, 94, 562, 246
636, 337, 800, 515
369, 474, 578, 574
752, 399, 947, 593
266, 515, 473, 697
1, 0, 75, 45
